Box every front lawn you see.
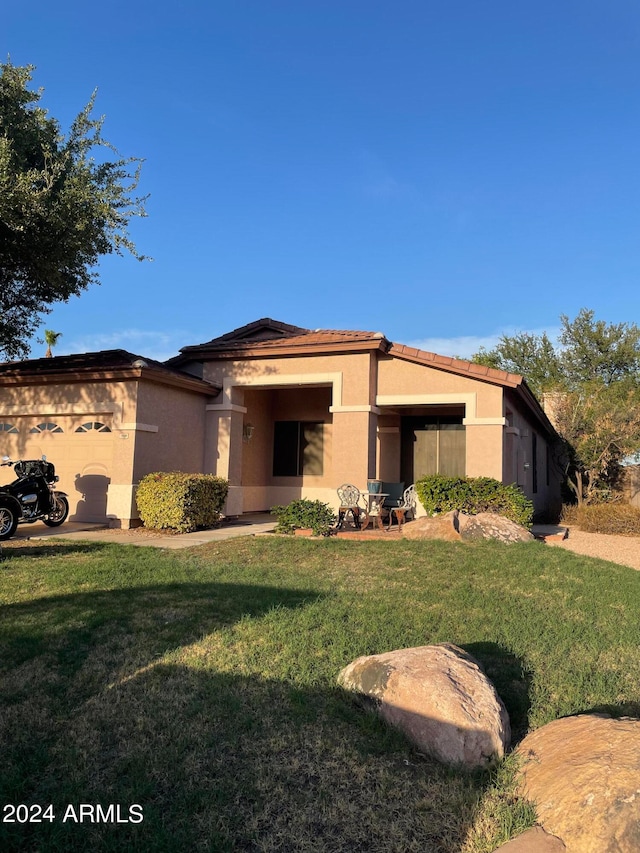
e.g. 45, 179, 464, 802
1, 536, 638, 852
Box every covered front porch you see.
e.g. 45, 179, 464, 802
207, 373, 505, 517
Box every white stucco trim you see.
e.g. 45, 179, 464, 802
120, 423, 159, 433
2, 401, 126, 426
463, 417, 507, 426
205, 403, 248, 414
1, 401, 121, 416
329, 405, 381, 414
375, 392, 506, 426
208, 372, 344, 410
106, 483, 138, 522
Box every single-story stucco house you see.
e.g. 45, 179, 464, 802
0, 318, 562, 526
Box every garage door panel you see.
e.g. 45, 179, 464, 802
0, 416, 114, 522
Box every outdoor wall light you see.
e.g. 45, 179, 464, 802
243, 423, 255, 443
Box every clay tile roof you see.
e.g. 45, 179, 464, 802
388, 343, 523, 387
0, 349, 220, 392
169, 318, 390, 361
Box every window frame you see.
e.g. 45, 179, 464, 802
272, 421, 324, 477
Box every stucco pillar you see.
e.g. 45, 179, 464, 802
329, 409, 379, 491
205, 402, 246, 516
465, 423, 504, 480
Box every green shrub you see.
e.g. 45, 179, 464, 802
561, 502, 640, 535
271, 499, 336, 536
136, 472, 229, 532
415, 474, 534, 527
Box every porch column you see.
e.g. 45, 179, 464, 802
205, 403, 246, 516
464, 423, 504, 480
329, 407, 379, 496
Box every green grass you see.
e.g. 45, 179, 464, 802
0, 536, 639, 852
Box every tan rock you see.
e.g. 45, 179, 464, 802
402, 510, 461, 541
493, 826, 566, 852
458, 512, 535, 543
516, 714, 640, 852
337, 643, 510, 768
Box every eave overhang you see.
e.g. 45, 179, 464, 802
0, 365, 221, 397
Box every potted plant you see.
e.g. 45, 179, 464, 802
271, 499, 336, 536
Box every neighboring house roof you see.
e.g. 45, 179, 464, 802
0, 349, 220, 395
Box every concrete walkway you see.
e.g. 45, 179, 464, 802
9, 516, 569, 550
9, 513, 278, 549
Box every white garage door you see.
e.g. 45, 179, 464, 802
0, 416, 114, 522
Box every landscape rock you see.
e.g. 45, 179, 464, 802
516, 714, 640, 852
492, 826, 566, 852
401, 510, 461, 540
337, 643, 510, 768
457, 512, 535, 543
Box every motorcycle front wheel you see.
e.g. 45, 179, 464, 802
0, 504, 19, 540
43, 495, 69, 527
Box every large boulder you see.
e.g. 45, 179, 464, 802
337, 643, 510, 768
516, 714, 640, 852
458, 512, 535, 543
493, 826, 566, 852
402, 510, 461, 541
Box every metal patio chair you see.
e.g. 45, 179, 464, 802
336, 483, 364, 530
387, 484, 417, 531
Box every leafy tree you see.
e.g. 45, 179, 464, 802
550, 383, 640, 504
0, 61, 148, 360
473, 331, 563, 397
472, 310, 640, 504
558, 309, 640, 386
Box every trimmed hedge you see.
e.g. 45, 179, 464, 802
561, 502, 640, 536
415, 474, 534, 527
271, 499, 336, 536
136, 472, 229, 533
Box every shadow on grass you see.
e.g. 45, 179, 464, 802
0, 579, 324, 671
0, 659, 522, 853
0, 577, 534, 853
463, 642, 534, 745
0, 540, 116, 558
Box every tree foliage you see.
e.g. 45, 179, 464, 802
0, 61, 148, 360
472, 310, 640, 504
473, 331, 563, 398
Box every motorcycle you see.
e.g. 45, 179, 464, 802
0, 456, 69, 541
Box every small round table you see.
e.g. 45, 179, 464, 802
360, 492, 389, 531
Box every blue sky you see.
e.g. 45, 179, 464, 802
5, 1, 640, 361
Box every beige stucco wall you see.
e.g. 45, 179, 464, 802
504, 391, 562, 521
240, 386, 337, 512
0, 377, 215, 527
198, 349, 566, 517
0, 378, 140, 523
376, 356, 507, 483
204, 352, 378, 513
133, 381, 207, 478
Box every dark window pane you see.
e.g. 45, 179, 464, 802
301, 423, 323, 476
273, 421, 300, 476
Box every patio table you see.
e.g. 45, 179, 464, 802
360, 492, 389, 531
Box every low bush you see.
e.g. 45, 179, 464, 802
271, 498, 336, 536
415, 474, 534, 527
136, 472, 229, 532
561, 502, 640, 535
